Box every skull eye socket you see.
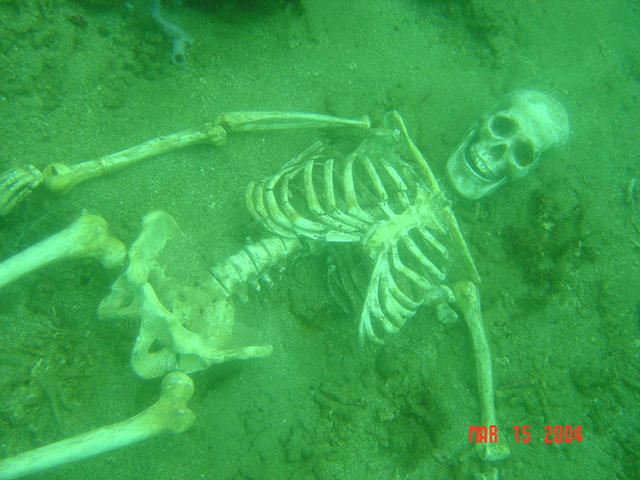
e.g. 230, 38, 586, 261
490, 115, 516, 138
512, 141, 535, 167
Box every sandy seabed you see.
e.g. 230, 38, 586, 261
0, 1, 638, 479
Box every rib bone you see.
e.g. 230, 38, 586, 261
247, 112, 465, 343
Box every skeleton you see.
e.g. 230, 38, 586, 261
247, 111, 479, 343
447, 90, 569, 199
2, 102, 553, 475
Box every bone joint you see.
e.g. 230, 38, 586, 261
0, 372, 195, 480
0, 212, 125, 290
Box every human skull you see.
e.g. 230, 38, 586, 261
447, 90, 569, 199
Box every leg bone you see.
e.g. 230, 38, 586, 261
0, 212, 125, 290
0, 372, 195, 480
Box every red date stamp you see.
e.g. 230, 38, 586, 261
469, 425, 583, 443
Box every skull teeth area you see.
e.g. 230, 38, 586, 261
463, 139, 498, 183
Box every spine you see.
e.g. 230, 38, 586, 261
210, 236, 301, 300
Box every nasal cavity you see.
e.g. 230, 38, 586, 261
488, 143, 507, 159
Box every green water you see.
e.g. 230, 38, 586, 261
0, 0, 638, 479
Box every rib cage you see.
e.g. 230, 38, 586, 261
246, 113, 473, 343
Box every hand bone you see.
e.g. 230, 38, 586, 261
0, 165, 43, 216
0, 212, 125, 290
0, 372, 195, 480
